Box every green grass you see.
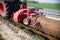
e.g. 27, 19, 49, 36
27, 2, 60, 10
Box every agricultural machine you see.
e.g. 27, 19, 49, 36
0, 0, 60, 40
0, 0, 39, 25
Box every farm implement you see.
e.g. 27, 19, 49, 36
0, 0, 60, 40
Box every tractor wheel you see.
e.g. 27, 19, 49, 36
0, 1, 9, 18
23, 18, 30, 25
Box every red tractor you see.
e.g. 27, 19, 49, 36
0, 0, 39, 25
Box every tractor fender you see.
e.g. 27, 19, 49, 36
13, 9, 28, 22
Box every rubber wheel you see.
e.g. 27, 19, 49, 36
23, 18, 30, 25
0, 1, 8, 18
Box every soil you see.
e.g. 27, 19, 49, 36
37, 16, 60, 38
0, 18, 37, 40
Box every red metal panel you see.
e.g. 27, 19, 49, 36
0, 3, 4, 13
13, 9, 28, 22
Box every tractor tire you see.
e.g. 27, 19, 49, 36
0, 1, 9, 18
